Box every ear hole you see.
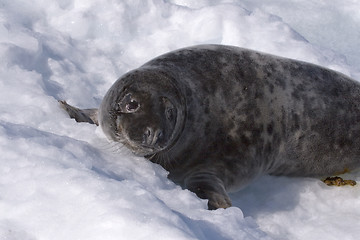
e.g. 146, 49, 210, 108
162, 97, 177, 122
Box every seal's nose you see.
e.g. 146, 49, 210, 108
143, 127, 163, 147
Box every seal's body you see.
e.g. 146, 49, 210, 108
61, 45, 360, 209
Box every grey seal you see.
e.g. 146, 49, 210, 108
60, 44, 360, 210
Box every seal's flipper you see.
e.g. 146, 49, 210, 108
59, 100, 99, 125
184, 173, 232, 210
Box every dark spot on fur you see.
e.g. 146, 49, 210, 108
267, 122, 274, 135
268, 83, 274, 93
292, 90, 300, 100
252, 125, 263, 140
275, 78, 286, 89
241, 135, 251, 147
265, 142, 272, 154
255, 88, 264, 99
204, 105, 210, 114
204, 121, 211, 135
292, 112, 300, 131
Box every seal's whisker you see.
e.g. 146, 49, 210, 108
96, 140, 126, 154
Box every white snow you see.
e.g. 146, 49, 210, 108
1, 0, 360, 239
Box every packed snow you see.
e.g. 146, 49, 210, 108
1, 0, 360, 239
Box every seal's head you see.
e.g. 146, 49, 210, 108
98, 68, 185, 156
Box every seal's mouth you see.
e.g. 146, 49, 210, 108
117, 127, 170, 157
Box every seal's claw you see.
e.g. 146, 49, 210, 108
184, 174, 231, 210
207, 192, 232, 210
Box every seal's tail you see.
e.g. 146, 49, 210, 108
59, 100, 99, 125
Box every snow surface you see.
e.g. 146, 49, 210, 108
1, 0, 360, 239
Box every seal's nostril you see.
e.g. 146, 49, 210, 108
143, 128, 164, 146
157, 130, 163, 139
143, 127, 153, 145
146, 128, 152, 138
154, 129, 164, 146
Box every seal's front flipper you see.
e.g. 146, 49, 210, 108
59, 100, 99, 126
184, 173, 232, 210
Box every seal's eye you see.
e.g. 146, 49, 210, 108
126, 100, 140, 113
119, 93, 140, 113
